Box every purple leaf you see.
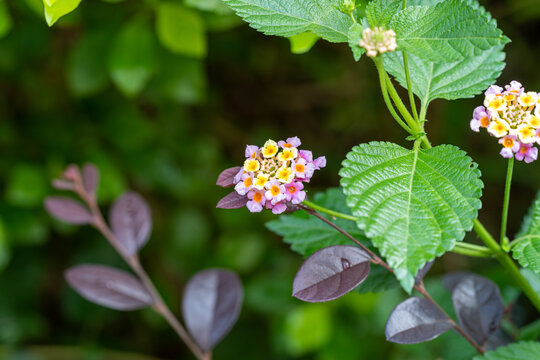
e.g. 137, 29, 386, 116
292, 245, 371, 302
52, 179, 75, 191
442, 271, 472, 292
451, 274, 503, 346
385, 297, 453, 344
65, 264, 154, 311
217, 167, 242, 187
109, 192, 152, 256
182, 269, 243, 351
44, 196, 93, 224
415, 261, 434, 285
82, 163, 99, 195
216, 191, 247, 209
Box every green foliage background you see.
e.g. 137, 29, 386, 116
0, 0, 539, 359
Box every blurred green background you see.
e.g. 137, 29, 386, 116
0, 0, 539, 359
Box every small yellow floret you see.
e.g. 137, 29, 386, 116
253, 192, 263, 203
517, 124, 537, 143
518, 92, 538, 107
276, 167, 294, 183
244, 177, 253, 188
488, 119, 509, 138
527, 115, 540, 129
502, 137, 515, 148
244, 159, 260, 172
485, 95, 506, 112
253, 174, 268, 190
262, 140, 278, 158
270, 185, 281, 196
278, 148, 298, 162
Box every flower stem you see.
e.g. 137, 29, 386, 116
402, 51, 419, 123
473, 219, 540, 312
373, 58, 415, 135
452, 242, 493, 258
500, 157, 514, 244
301, 200, 357, 221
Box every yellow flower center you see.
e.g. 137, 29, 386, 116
262, 140, 278, 158
295, 163, 305, 173
276, 167, 293, 183
244, 159, 260, 172
244, 177, 252, 188
270, 185, 280, 196
288, 186, 296, 194
528, 116, 540, 128
519, 93, 534, 107
480, 116, 490, 127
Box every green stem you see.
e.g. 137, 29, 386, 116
473, 219, 540, 312
383, 69, 419, 132
373, 59, 414, 135
349, 12, 357, 23
302, 200, 357, 221
452, 242, 493, 258
500, 157, 514, 244
402, 51, 419, 123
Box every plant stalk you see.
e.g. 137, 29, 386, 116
500, 157, 514, 244
75, 183, 208, 360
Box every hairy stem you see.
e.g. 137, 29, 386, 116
75, 184, 207, 360
302, 200, 357, 221
402, 51, 419, 123
374, 58, 415, 135
473, 220, 540, 312
452, 242, 493, 258
303, 205, 484, 353
500, 157, 514, 244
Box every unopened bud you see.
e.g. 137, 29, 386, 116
359, 27, 397, 58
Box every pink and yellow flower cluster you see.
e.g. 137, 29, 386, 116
471, 81, 540, 163
218, 137, 325, 214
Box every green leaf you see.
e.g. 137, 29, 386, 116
390, 0, 509, 62
67, 31, 110, 97
108, 19, 157, 97
154, 55, 207, 104
265, 188, 369, 257
156, 3, 206, 58
42, 0, 82, 26
5, 164, 47, 208
383, 45, 506, 104
365, 0, 401, 27
340, 142, 483, 292
473, 341, 540, 360
222, 0, 353, 43
347, 22, 366, 61
520, 268, 540, 296
0, 0, 12, 38
512, 192, 540, 273
289, 32, 319, 54
0, 219, 9, 273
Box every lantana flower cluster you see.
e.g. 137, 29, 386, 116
233, 137, 326, 214
471, 81, 540, 163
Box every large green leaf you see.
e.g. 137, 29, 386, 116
365, 0, 401, 27
289, 32, 319, 54
390, 0, 509, 62
511, 192, 540, 274
155, 3, 207, 58
473, 341, 540, 360
265, 188, 369, 257
383, 45, 505, 104
108, 19, 157, 97
340, 142, 482, 292
222, 0, 353, 43
43, 0, 81, 26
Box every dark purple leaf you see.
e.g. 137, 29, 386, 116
451, 274, 503, 346
44, 196, 93, 224
216, 191, 247, 209
52, 179, 75, 191
182, 269, 243, 351
109, 192, 152, 256
292, 245, 371, 302
415, 261, 434, 285
65, 264, 154, 311
442, 271, 472, 292
82, 163, 99, 195
385, 297, 453, 344
217, 167, 242, 187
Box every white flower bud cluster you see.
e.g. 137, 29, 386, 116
359, 27, 397, 57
